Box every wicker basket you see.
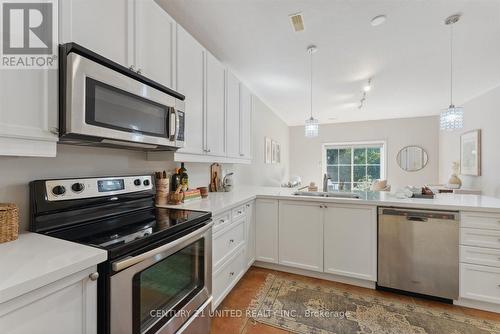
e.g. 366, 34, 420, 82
0, 203, 19, 243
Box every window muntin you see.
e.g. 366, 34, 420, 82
323, 142, 385, 191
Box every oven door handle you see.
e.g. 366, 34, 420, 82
112, 222, 213, 272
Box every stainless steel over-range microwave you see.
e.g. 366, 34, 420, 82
59, 43, 185, 151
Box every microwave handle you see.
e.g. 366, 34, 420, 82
169, 107, 177, 141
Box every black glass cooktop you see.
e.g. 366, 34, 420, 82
47, 208, 211, 258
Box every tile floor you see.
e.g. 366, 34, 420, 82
210, 266, 500, 334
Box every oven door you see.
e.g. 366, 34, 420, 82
65, 52, 183, 148
110, 222, 212, 334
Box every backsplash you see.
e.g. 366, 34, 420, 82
0, 145, 229, 231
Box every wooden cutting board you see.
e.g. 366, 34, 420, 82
210, 163, 222, 192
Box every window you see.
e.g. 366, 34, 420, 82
323, 142, 385, 191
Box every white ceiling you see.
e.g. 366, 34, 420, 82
159, 0, 500, 126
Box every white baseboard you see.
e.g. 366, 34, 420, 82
253, 261, 376, 289
454, 298, 500, 313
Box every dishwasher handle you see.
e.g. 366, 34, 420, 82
407, 216, 428, 222
379, 208, 458, 221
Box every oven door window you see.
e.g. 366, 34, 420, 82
85, 78, 170, 138
133, 238, 205, 333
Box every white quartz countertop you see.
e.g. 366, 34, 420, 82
0, 233, 107, 304
158, 186, 500, 215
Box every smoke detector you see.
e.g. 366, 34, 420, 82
289, 12, 305, 32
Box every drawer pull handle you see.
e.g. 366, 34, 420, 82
237, 210, 242, 214
229, 272, 235, 276
229, 239, 234, 243
219, 219, 225, 224
246, 204, 250, 208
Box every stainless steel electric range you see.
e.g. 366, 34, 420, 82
29, 175, 212, 334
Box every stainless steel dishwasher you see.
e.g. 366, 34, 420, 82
378, 207, 459, 300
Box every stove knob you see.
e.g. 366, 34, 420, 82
52, 185, 66, 196
143, 179, 150, 186
71, 182, 85, 193
134, 179, 141, 186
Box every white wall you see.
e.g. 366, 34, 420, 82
235, 96, 290, 186
439, 84, 500, 197
289, 116, 439, 190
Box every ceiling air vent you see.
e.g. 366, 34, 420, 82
289, 12, 305, 32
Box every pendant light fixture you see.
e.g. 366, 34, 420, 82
305, 45, 319, 138
440, 14, 464, 131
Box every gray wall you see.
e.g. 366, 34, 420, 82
439, 84, 500, 197
289, 116, 439, 191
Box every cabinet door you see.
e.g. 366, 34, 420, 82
255, 199, 279, 263
0, 69, 58, 157
460, 263, 500, 304
205, 52, 226, 157
176, 25, 205, 155
239, 84, 252, 159
279, 201, 324, 272
134, 0, 175, 88
324, 205, 377, 281
244, 201, 256, 268
226, 71, 240, 158
60, 0, 129, 67
0, 267, 98, 334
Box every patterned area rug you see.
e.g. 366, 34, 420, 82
248, 274, 500, 334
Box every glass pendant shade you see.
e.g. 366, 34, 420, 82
305, 117, 319, 137
440, 105, 464, 130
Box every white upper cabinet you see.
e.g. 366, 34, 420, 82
0, 70, 58, 157
279, 201, 324, 272
176, 25, 205, 155
133, 0, 175, 88
226, 71, 240, 158
60, 0, 130, 67
323, 204, 377, 281
239, 84, 252, 160
205, 52, 226, 157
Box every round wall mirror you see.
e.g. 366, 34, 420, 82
397, 146, 428, 172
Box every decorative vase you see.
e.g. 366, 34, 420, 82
447, 161, 462, 189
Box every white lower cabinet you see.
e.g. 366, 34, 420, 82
255, 199, 279, 264
279, 201, 323, 272
0, 266, 98, 334
460, 263, 500, 304
244, 201, 256, 268
459, 212, 500, 309
213, 218, 245, 269
212, 247, 245, 310
323, 204, 377, 281
256, 199, 377, 283
211, 200, 254, 310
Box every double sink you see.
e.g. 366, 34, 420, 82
293, 191, 360, 199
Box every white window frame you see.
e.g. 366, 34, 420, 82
321, 141, 387, 190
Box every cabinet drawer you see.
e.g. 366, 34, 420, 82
213, 219, 245, 269
213, 212, 231, 234
462, 212, 500, 231
460, 228, 500, 249
212, 247, 245, 309
460, 246, 500, 268
460, 263, 500, 304
232, 205, 246, 221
